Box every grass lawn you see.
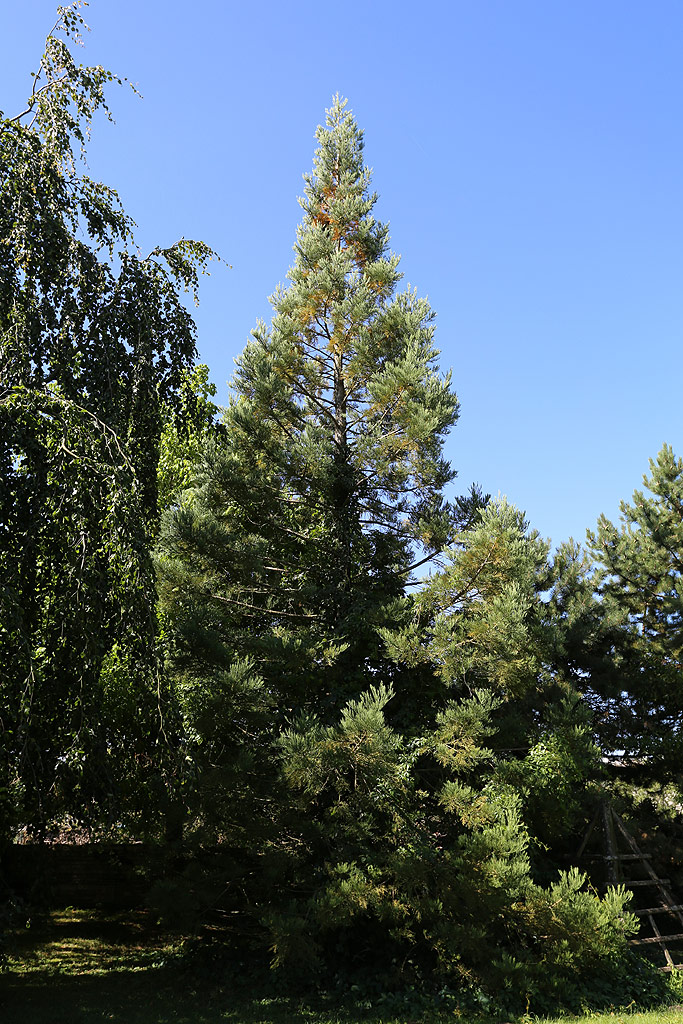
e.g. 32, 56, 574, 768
3, 908, 683, 1024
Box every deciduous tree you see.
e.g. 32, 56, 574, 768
0, 3, 214, 834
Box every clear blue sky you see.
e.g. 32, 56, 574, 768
4, 1, 682, 549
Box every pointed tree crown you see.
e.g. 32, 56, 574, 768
233, 96, 459, 564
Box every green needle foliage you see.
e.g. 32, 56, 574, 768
0, 4, 215, 836
587, 444, 683, 775
157, 95, 462, 754
158, 285, 636, 1005
153, 91, 471, 956
270, 500, 637, 1006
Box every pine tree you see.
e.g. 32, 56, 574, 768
271, 500, 636, 1004
157, 95, 461, 726
154, 95, 464, 931
254, 95, 459, 573
155, 104, 640, 1008
383, 499, 601, 850
587, 444, 683, 774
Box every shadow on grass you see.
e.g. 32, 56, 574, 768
0, 964, 342, 1024
9, 908, 682, 1024
0, 908, 369, 1024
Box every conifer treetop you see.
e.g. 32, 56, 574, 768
235, 96, 460, 562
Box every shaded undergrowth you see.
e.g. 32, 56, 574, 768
3, 907, 683, 1024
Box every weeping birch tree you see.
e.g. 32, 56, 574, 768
0, 3, 214, 834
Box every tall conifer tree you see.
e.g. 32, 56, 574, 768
158, 96, 461, 727
155, 104, 639, 1004
587, 444, 683, 774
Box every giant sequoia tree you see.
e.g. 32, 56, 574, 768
0, 5, 213, 834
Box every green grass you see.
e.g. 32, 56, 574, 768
3, 908, 683, 1024
0, 908, 427, 1023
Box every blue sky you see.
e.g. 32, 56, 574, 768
3, 1, 682, 549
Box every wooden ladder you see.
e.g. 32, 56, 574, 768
577, 800, 683, 972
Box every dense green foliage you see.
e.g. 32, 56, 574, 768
158, 96, 461, 706
155, 96, 465, 847
153, 99, 641, 1010
257, 500, 638, 1009
587, 445, 683, 777
158, 365, 221, 512
0, 6, 215, 835
2, 10, 682, 1017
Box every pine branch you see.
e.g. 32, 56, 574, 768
207, 590, 320, 621
400, 552, 439, 575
